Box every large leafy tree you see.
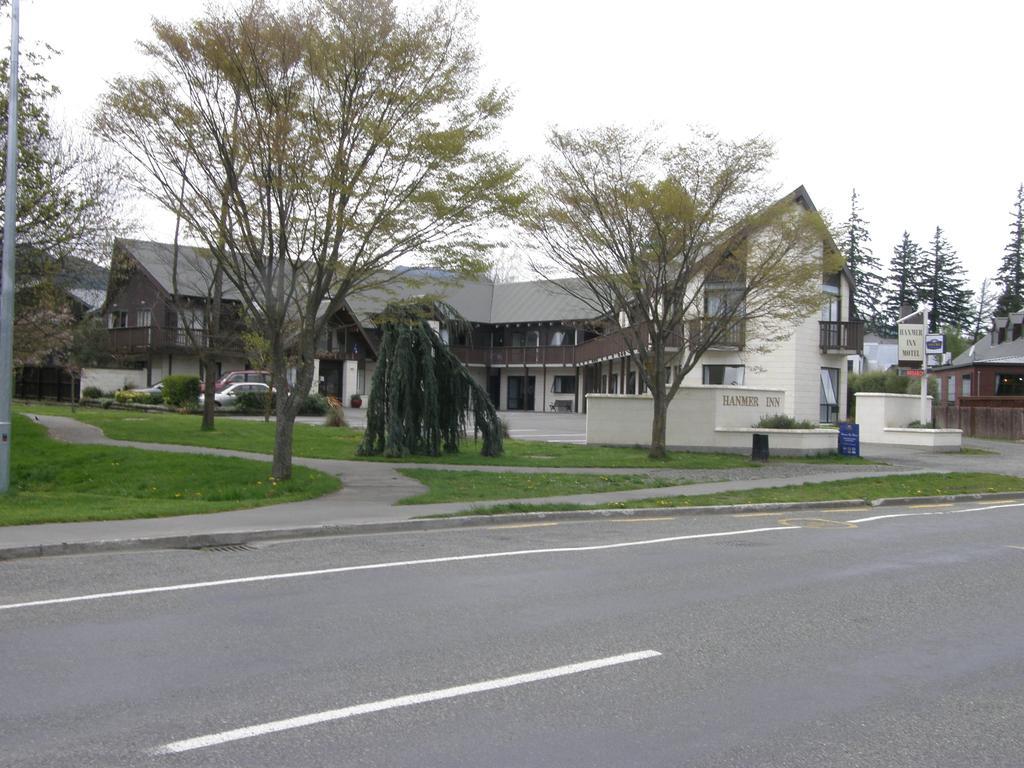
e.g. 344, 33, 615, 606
836, 189, 884, 332
2, 39, 131, 377
921, 226, 973, 332
525, 126, 836, 459
880, 231, 922, 334
96, 0, 523, 479
996, 184, 1024, 314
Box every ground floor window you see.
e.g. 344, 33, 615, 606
703, 365, 745, 385
819, 367, 840, 424
995, 372, 1024, 396
947, 375, 956, 402
961, 375, 971, 397
551, 375, 576, 394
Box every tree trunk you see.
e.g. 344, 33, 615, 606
201, 361, 217, 431
648, 385, 668, 459
269, 353, 316, 480
271, 407, 296, 480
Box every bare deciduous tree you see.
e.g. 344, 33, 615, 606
525, 126, 838, 458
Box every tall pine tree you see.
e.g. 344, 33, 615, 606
921, 226, 973, 332
995, 184, 1024, 314
836, 189, 885, 332
881, 231, 922, 334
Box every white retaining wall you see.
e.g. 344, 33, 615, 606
855, 392, 962, 450
586, 387, 838, 454
81, 368, 147, 393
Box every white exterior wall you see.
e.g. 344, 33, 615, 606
81, 367, 148, 393
147, 355, 248, 386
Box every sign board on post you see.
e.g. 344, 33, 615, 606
925, 334, 945, 354
898, 323, 924, 363
838, 422, 860, 457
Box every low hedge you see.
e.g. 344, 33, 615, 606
755, 414, 818, 430
233, 391, 328, 416
162, 375, 200, 409
114, 390, 163, 405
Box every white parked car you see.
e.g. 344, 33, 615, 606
200, 381, 272, 409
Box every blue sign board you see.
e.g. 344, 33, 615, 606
838, 422, 860, 457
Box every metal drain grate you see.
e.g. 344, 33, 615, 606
195, 543, 258, 552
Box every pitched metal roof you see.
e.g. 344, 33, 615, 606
490, 278, 598, 323
116, 238, 242, 301
344, 273, 601, 327
947, 325, 1024, 367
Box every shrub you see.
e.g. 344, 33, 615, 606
324, 403, 347, 427
499, 417, 511, 439
756, 414, 817, 430
300, 393, 329, 416
234, 390, 275, 413
162, 375, 201, 409
847, 370, 939, 418
114, 390, 164, 406
82, 386, 103, 399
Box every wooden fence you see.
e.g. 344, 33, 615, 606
934, 402, 1024, 441
15, 366, 79, 402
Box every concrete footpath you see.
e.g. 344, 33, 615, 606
2, 413, 1021, 559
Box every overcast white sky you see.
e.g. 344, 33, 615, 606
22, 0, 1024, 291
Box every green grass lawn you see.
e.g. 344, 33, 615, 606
422, 472, 1024, 518
17, 403, 872, 470
0, 414, 340, 526
396, 469, 679, 504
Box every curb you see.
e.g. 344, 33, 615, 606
3, 491, 1023, 561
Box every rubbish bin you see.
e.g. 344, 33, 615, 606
751, 433, 769, 462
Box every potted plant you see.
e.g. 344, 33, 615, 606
350, 393, 363, 408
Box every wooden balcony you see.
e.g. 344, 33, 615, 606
819, 320, 864, 353
449, 344, 580, 367
449, 325, 679, 368
687, 318, 745, 350
108, 326, 242, 356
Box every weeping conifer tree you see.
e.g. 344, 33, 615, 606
358, 302, 503, 458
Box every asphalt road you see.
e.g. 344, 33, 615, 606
2, 499, 1024, 767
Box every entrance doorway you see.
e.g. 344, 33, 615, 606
507, 375, 536, 411
487, 373, 501, 408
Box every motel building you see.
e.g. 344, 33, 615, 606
101, 188, 861, 437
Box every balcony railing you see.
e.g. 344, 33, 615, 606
687, 318, 745, 350
448, 325, 683, 368
819, 320, 864, 353
108, 326, 242, 355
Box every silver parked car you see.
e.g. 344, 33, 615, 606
200, 382, 272, 409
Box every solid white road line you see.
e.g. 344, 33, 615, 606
848, 501, 1024, 525
153, 650, 662, 754
0, 527, 795, 612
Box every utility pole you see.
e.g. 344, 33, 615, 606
920, 303, 931, 426
0, 0, 20, 493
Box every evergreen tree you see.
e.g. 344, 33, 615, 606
836, 189, 885, 331
921, 227, 973, 332
995, 184, 1024, 314
358, 303, 503, 459
881, 231, 922, 334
